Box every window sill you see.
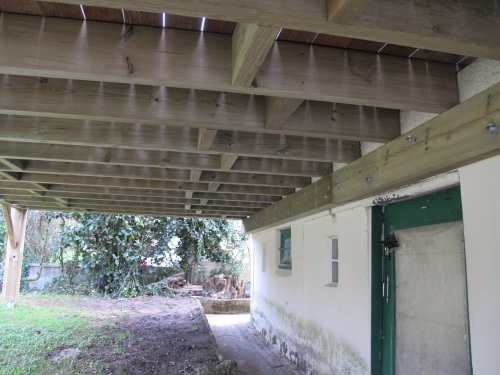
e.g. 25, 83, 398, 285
325, 282, 338, 288
278, 264, 292, 270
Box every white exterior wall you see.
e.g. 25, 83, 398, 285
250, 58, 500, 374
251, 157, 500, 375
252, 205, 372, 374
459, 156, 500, 374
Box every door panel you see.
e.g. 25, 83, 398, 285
394, 222, 471, 375
373, 187, 471, 375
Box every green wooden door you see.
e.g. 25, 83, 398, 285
372, 187, 471, 375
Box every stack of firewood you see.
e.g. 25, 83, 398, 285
153, 272, 204, 294
204, 274, 246, 299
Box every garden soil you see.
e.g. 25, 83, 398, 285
19, 295, 220, 374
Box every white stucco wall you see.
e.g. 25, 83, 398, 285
459, 155, 500, 374
252, 205, 372, 375
250, 58, 500, 374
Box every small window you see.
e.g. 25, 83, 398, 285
278, 228, 292, 270
331, 238, 339, 283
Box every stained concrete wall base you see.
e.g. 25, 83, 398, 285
198, 298, 250, 314
194, 360, 237, 375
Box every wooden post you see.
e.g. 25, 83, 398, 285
1, 204, 28, 307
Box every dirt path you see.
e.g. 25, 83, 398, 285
19, 295, 220, 374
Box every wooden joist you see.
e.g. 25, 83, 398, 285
0, 115, 361, 163
232, 23, 280, 87
0, 141, 331, 177
0, 160, 311, 189
0, 14, 458, 112
243, 83, 500, 233
265, 97, 304, 130
0, 181, 283, 203
17, 173, 295, 197
36, 0, 500, 59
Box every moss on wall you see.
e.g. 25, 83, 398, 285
252, 293, 368, 375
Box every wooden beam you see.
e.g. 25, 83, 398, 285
36, 0, 500, 59
232, 23, 280, 87
12, 203, 246, 219
18, 173, 295, 197
0, 80, 400, 143
0, 171, 20, 181
190, 170, 203, 182
5, 160, 310, 188
1, 203, 17, 249
208, 183, 220, 192
243, 83, 500, 233
20, 192, 268, 208
0, 181, 282, 204
265, 97, 304, 130
5, 198, 261, 215
326, 0, 371, 24
1, 205, 28, 304
197, 128, 218, 152
0, 14, 459, 112
220, 155, 239, 171
0, 114, 361, 163
0, 141, 333, 177
0, 159, 24, 172
20, 199, 255, 215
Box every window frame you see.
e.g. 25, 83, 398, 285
331, 237, 339, 285
278, 228, 292, 270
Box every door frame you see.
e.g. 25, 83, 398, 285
371, 187, 469, 375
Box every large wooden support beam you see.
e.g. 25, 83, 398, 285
0, 181, 282, 204
232, 23, 280, 87
0, 113, 361, 163
37, 0, 500, 59
326, 0, 371, 24
0, 191, 270, 208
243, 83, 500, 233
0, 78, 400, 143
0, 141, 330, 177
1, 204, 28, 305
0, 14, 458, 112
18, 173, 295, 197
0, 160, 310, 189
1, 203, 17, 249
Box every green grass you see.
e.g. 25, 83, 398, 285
0, 302, 102, 374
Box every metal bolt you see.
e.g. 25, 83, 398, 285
406, 135, 413, 143
334, 182, 341, 188
276, 148, 288, 156
487, 122, 498, 135
365, 176, 372, 183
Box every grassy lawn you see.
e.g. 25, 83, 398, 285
0, 296, 104, 375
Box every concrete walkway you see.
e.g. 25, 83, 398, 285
206, 314, 304, 375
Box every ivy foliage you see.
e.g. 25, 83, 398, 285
54, 213, 248, 297
158, 218, 248, 283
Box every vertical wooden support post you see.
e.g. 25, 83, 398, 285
1, 204, 28, 307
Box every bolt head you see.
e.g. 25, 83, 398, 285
487, 123, 498, 135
